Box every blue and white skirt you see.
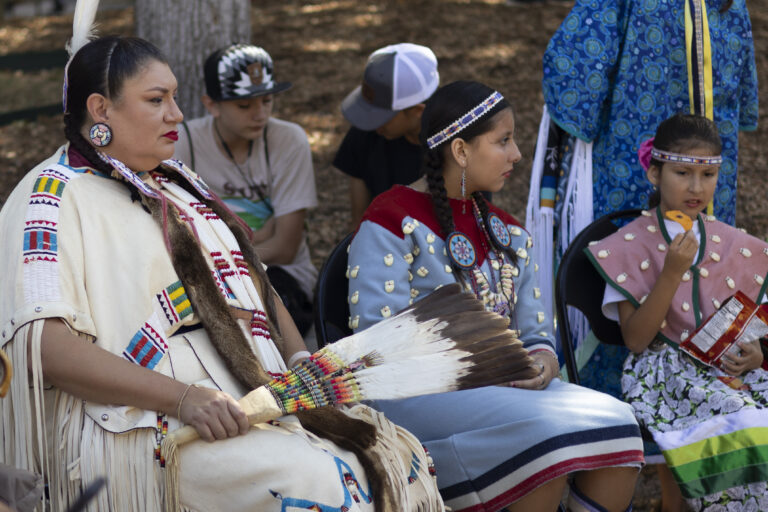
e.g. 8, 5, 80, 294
370, 378, 644, 512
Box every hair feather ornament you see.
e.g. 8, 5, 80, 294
63, 0, 100, 112
66, 0, 100, 57
162, 283, 536, 510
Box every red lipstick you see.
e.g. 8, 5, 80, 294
163, 131, 178, 141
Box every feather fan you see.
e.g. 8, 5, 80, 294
164, 283, 534, 446
162, 284, 535, 509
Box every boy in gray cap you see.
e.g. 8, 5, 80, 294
334, 43, 439, 229
174, 44, 317, 344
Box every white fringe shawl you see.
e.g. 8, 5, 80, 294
559, 133, 594, 354
0, 320, 164, 511
525, 106, 594, 360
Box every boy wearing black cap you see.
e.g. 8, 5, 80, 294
175, 44, 317, 343
334, 43, 439, 229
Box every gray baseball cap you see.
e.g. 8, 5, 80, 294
341, 43, 439, 131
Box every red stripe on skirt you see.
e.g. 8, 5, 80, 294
452, 450, 644, 512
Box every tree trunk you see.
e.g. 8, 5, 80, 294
135, 0, 251, 119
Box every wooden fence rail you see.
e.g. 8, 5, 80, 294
0, 49, 67, 125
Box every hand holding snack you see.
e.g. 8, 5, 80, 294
664, 231, 698, 278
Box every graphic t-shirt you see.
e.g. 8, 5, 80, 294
175, 116, 318, 296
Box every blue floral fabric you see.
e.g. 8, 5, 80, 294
542, 0, 758, 225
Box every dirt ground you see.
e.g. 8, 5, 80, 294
1, 1, 767, 509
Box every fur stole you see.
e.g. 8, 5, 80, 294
144, 181, 396, 511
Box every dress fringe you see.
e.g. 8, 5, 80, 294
1, 321, 165, 511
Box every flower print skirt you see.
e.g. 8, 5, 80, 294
622, 344, 768, 510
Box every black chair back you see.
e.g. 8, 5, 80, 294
313, 232, 355, 348
555, 209, 643, 384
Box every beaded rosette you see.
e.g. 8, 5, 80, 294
446, 199, 516, 318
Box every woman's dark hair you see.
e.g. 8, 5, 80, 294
63, 36, 167, 176
720, 0, 733, 12
419, 80, 517, 273
647, 113, 722, 208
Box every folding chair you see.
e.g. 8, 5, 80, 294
313, 232, 355, 348
555, 209, 643, 384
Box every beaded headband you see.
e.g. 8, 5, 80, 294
426, 91, 504, 150
650, 147, 722, 166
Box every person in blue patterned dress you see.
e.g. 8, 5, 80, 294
542, 0, 757, 226
347, 80, 645, 512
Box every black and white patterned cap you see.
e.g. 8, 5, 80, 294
204, 44, 292, 101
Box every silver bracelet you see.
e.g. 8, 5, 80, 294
175, 383, 195, 423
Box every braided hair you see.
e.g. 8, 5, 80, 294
419, 81, 519, 275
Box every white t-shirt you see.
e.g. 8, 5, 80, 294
174, 116, 318, 297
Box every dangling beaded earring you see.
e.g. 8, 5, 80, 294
89, 122, 113, 147
461, 167, 467, 213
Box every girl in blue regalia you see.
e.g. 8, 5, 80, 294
347, 80, 646, 512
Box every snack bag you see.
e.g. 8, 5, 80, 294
680, 291, 768, 370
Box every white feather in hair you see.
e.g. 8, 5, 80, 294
66, 0, 100, 57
